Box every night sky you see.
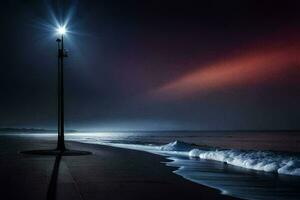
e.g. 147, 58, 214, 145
1, 0, 300, 131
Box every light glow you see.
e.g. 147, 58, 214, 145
57, 25, 67, 35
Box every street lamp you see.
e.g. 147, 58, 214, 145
21, 24, 91, 156
53, 24, 91, 155
56, 25, 67, 151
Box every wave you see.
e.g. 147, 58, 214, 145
159, 140, 300, 176
71, 136, 300, 177
131, 141, 300, 176
159, 140, 197, 151
189, 149, 300, 176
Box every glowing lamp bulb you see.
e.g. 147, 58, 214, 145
57, 26, 66, 35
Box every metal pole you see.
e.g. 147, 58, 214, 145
57, 40, 61, 150
61, 34, 65, 150
60, 34, 65, 150
57, 34, 65, 151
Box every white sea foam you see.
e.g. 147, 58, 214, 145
71, 136, 300, 177
159, 141, 300, 176
160, 140, 195, 151
127, 141, 300, 176
188, 148, 300, 176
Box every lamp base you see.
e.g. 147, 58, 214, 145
20, 149, 92, 156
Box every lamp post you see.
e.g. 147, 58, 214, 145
56, 26, 67, 151
21, 25, 91, 156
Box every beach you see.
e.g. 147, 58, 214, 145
0, 135, 237, 200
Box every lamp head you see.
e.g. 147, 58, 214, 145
57, 25, 67, 35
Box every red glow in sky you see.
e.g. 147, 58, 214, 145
151, 41, 300, 100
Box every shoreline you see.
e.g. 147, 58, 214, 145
69, 140, 240, 199
0, 135, 239, 200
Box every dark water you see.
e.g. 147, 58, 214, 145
66, 131, 300, 152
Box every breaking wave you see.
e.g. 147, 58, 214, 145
72, 136, 300, 177
188, 148, 300, 176
160, 141, 300, 176
120, 140, 300, 176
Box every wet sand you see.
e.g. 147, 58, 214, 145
0, 135, 239, 200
